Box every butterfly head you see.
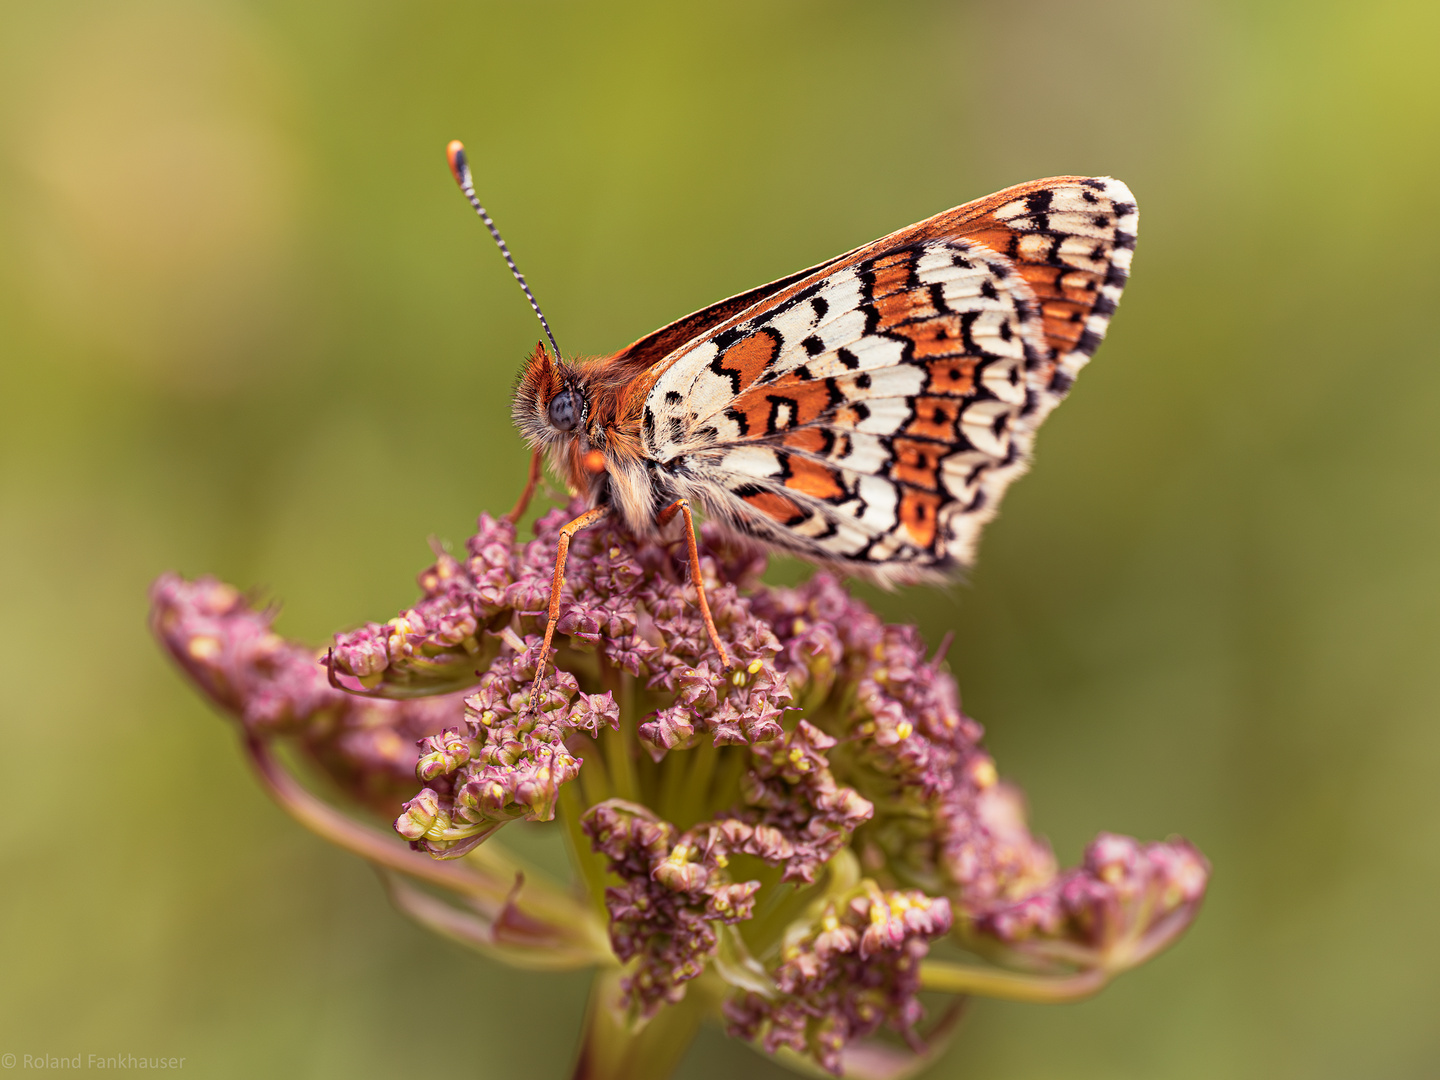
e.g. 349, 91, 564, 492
513, 340, 596, 457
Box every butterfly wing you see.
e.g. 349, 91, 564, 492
633, 176, 1137, 582
599, 262, 845, 387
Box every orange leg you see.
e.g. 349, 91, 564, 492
504, 449, 546, 524
656, 498, 732, 671
530, 505, 608, 700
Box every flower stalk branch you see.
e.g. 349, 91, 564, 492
244, 734, 507, 903
244, 734, 610, 964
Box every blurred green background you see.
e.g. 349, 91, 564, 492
3, 1, 1438, 1076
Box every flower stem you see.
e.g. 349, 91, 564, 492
678, 738, 720, 826
918, 958, 1111, 1003
380, 871, 605, 970
604, 675, 640, 803
245, 736, 511, 904
244, 736, 603, 948
571, 968, 713, 1080
559, 779, 612, 916
655, 743, 692, 825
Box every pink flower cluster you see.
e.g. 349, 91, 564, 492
582, 801, 762, 1017
974, 832, 1209, 966
726, 720, 876, 885
152, 499, 1209, 1077
395, 647, 622, 859
150, 573, 462, 816
754, 575, 1064, 916
725, 884, 953, 1075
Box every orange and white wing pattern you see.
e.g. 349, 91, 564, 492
637, 176, 1137, 582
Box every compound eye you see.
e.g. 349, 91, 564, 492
547, 389, 580, 431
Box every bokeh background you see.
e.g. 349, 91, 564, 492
3, 1, 1438, 1076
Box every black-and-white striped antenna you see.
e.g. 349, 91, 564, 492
445, 140, 562, 361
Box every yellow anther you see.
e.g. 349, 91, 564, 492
895, 721, 913, 740
186, 636, 221, 661
375, 730, 404, 760
747, 659, 763, 675
971, 758, 998, 789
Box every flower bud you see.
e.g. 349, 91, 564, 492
706, 882, 759, 921
745, 823, 796, 863
568, 691, 620, 737
333, 624, 389, 681
453, 776, 510, 822
394, 788, 441, 841
414, 728, 472, 782
653, 846, 709, 893
638, 705, 696, 755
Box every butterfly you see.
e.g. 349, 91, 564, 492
445, 141, 1135, 682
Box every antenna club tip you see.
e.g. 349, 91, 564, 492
445, 140, 469, 186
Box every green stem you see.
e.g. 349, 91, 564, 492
559, 780, 613, 916
919, 959, 1111, 1003
571, 968, 714, 1080
577, 732, 613, 808
245, 736, 601, 942
604, 674, 640, 803
746, 878, 825, 956
705, 745, 748, 820
679, 738, 720, 826
428, 819, 504, 843
655, 742, 693, 825
381, 871, 606, 970
245, 736, 511, 906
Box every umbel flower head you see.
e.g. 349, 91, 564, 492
151, 501, 1208, 1080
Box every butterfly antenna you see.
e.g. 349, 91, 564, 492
445, 139, 563, 361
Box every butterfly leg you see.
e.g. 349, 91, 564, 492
529, 505, 608, 700
504, 449, 545, 524
655, 498, 732, 671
